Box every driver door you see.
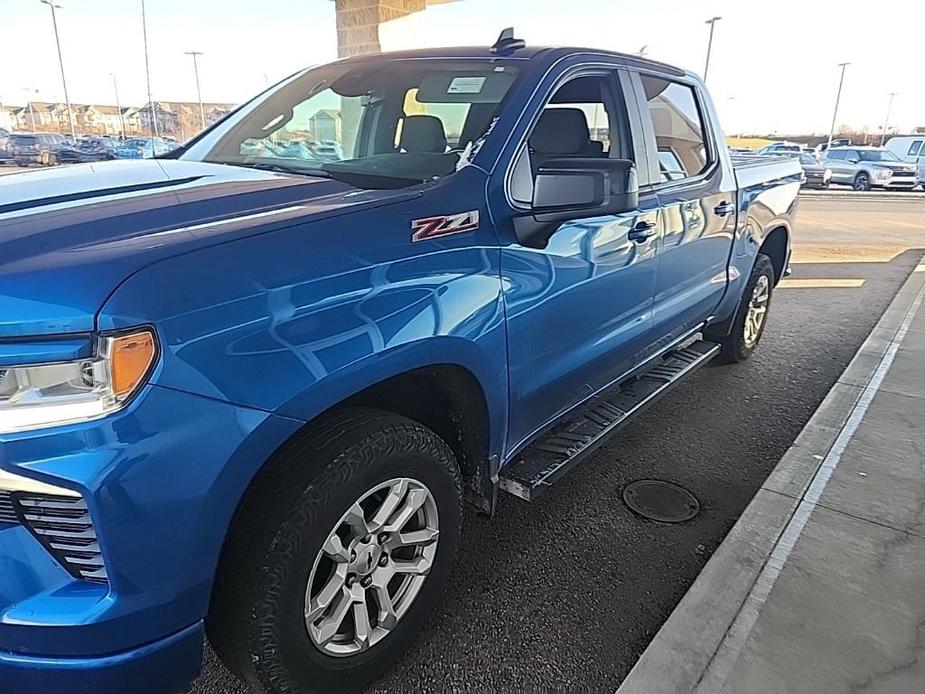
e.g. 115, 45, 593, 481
496, 69, 660, 456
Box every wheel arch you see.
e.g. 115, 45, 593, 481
757, 225, 790, 284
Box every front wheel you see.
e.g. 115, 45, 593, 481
853, 172, 871, 191
715, 253, 775, 363
208, 409, 462, 693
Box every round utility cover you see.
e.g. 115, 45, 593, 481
622, 480, 700, 523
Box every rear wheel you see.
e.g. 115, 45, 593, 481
715, 253, 775, 363
853, 172, 870, 191
208, 409, 462, 693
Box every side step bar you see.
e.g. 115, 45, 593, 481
499, 340, 721, 502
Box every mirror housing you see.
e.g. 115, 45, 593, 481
514, 158, 639, 248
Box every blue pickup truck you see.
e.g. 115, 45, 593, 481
0, 33, 799, 694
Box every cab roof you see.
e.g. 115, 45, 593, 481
335, 45, 686, 77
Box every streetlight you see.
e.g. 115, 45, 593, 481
880, 92, 897, 146
826, 62, 850, 150
703, 16, 722, 82
140, 0, 159, 141
110, 73, 125, 138
184, 50, 206, 130
40, 0, 75, 140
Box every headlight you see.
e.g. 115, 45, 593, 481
874, 168, 892, 179
0, 330, 156, 434
824, 168, 832, 180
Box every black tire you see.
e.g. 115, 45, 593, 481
853, 172, 870, 191
715, 253, 775, 363
208, 408, 462, 693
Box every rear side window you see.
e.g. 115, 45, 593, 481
908, 140, 923, 157
827, 150, 845, 160
639, 75, 711, 183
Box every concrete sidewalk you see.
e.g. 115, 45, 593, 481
620, 258, 925, 694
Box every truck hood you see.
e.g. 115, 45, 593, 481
0, 159, 414, 338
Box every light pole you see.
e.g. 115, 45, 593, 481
184, 50, 206, 130
703, 16, 722, 82
140, 0, 159, 141
110, 73, 125, 138
879, 92, 897, 146
826, 62, 850, 150
40, 0, 75, 139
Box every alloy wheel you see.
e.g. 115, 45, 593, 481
743, 274, 770, 347
304, 478, 440, 657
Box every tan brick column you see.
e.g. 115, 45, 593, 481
333, 0, 428, 57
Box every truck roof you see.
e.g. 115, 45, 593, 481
333, 45, 687, 77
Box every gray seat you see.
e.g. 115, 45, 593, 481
399, 115, 447, 153
529, 108, 603, 172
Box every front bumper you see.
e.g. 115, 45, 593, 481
0, 382, 301, 692
0, 622, 203, 694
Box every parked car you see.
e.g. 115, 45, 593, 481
813, 137, 851, 158
797, 152, 832, 188
884, 136, 925, 189
0, 35, 800, 694
821, 146, 919, 190
757, 141, 805, 155
8, 132, 68, 166
0, 128, 10, 161
113, 136, 176, 159
55, 137, 119, 164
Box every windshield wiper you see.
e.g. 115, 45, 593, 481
240, 161, 333, 179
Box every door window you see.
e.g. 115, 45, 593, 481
639, 75, 712, 182
908, 140, 923, 157
509, 72, 631, 204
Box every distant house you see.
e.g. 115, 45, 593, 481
0, 105, 20, 132
308, 109, 341, 142
79, 105, 124, 135
137, 101, 236, 138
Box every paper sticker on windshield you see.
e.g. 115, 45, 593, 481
411, 211, 480, 242
447, 76, 486, 94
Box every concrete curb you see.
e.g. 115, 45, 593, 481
617, 254, 925, 694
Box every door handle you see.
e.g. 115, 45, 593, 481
714, 201, 735, 217
628, 220, 657, 243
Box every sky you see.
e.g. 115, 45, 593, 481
1, 0, 923, 136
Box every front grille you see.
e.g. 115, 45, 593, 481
892, 170, 915, 178
8, 493, 108, 583
0, 491, 17, 523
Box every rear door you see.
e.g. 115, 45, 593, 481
629, 71, 736, 346
824, 149, 851, 183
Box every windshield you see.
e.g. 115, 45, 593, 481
799, 154, 818, 165
857, 149, 901, 162
185, 59, 520, 189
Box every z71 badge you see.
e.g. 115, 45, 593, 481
411, 210, 480, 242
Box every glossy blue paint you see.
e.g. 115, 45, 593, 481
0, 45, 798, 693
1, 384, 301, 657
0, 334, 93, 367
0, 621, 203, 694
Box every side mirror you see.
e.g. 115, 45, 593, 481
514, 158, 639, 248
847, 157, 859, 164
